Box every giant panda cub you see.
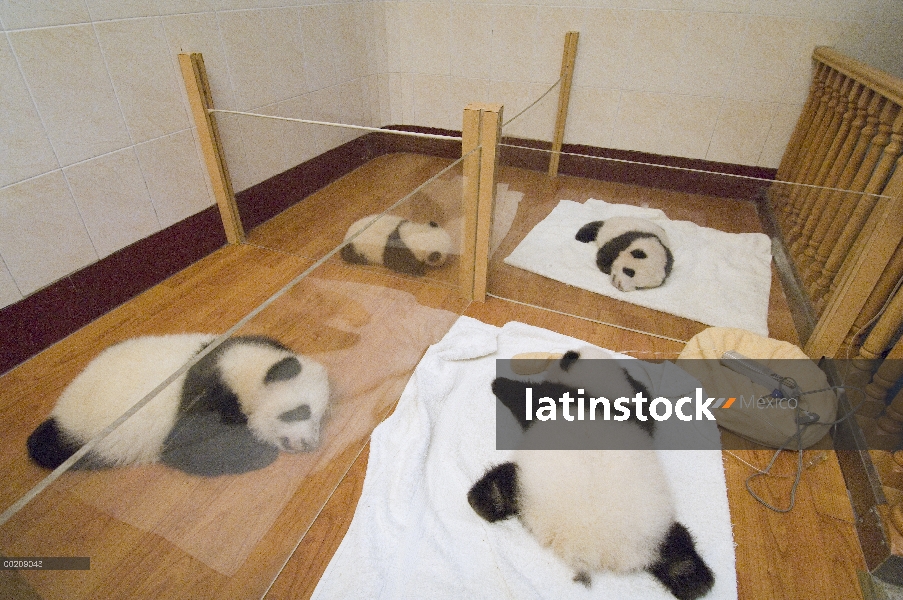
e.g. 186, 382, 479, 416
576, 216, 674, 291
468, 348, 714, 600
27, 334, 331, 477
341, 214, 453, 277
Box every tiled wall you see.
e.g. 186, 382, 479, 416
380, 0, 898, 169
0, 1, 384, 310
1, 0, 899, 310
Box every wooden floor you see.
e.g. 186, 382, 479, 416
0, 153, 866, 599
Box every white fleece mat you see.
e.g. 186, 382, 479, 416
503, 199, 772, 337
312, 317, 737, 600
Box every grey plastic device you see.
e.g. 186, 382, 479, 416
719, 350, 802, 400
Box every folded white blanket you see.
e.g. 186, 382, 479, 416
503, 199, 772, 336
312, 317, 737, 599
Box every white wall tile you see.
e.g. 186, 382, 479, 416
10, 25, 131, 167
570, 8, 635, 90
449, 4, 492, 80
299, 5, 340, 91
334, 3, 369, 82
0, 0, 90, 30
610, 91, 669, 155
64, 148, 161, 258
0, 171, 97, 296
707, 99, 778, 165
95, 18, 191, 144
565, 86, 621, 147
0, 35, 59, 188
405, 2, 451, 76
157, 0, 216, 15
488, 5, 538, 83
760, 102, 803, 169
659, 94, 722, 159
673, 12, 748, 97
85, 0, 160, 21
134, 130, 214, 228
621, 10, 692, 94
212, 11, 272, 110
0, 259, 23, 310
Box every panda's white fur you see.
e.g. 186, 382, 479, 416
576, 216, 674, 291
28, 334, 330, 471
341, 214, 452, 276
470, 347, 715, 599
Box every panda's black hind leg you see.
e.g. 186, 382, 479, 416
647, 522, 715, 600
27, 418, 81, 469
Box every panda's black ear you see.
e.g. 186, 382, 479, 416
576, 221, 604, 243
429, 221, 439, 228
468, 462, 519, 522
559, 350, 581, 372
265, 356, 302, 384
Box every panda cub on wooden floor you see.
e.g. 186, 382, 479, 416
27, 334, 331, 477
341, 214, 452, 277
576, 216, 674, 291
468, 347, 714, 600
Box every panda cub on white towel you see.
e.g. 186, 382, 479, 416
576, 217, 674, 291
27, 334, 331, 476
468, 348, 714, 600
341, 214, 452, 277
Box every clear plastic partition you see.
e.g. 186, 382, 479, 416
487, 142, 886, 345
216, 116, 469, 294
0, 153, 472, 598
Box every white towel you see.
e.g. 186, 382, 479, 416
503, 199, 772, 337
312, 317, 737, 599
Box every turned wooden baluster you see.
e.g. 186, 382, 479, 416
840, 238, 903, 352
775, 62, 830, 218
783, 69, 843, 231
813, 103, 903, 311
786, 75, 854, 245
801, 89, 880, 288
795, 83, 869, 283
874, 335, 903, 435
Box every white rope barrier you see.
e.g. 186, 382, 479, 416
208, 109, 463, 142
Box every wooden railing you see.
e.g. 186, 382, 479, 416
771, 47, 903, 368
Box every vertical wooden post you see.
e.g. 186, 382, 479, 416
548, 31, 579, 178
178, 52, 245, 244
460, 103, 503, 302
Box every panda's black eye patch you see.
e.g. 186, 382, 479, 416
623, 267, 636, 277
278, 404, 311, 422
631, 249, 647, 259
265, 356, 302, 384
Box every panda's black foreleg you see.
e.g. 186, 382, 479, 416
27, 418, 81, 469
576, 221, 605, 243
647, 522, 715, 600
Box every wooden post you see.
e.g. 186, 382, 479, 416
548, 31, 579, 178
460, 103, 503, 301
178, 52, 245, 244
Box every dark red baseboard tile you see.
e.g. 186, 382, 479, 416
2, 126, 775, 374
0, 208, 225, 375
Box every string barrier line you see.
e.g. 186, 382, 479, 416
207, 109, 463, 142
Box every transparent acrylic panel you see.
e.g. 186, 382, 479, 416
487, 142, 888, 346
0, 204, 470, 598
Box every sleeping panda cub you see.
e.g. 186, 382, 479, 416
469, 348, 714, 600
341, 214, 452, 276
27, 334, 330, 477
576, 216, 674, 291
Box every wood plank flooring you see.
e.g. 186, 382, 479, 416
0, 153, 865, 599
